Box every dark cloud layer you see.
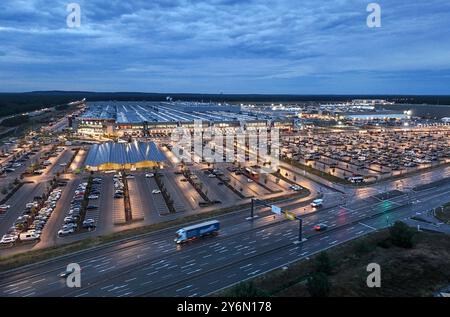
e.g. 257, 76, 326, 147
0, 0, 449, 93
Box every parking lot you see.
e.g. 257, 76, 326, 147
136, 174, 171, 217
281, 126, 450, 182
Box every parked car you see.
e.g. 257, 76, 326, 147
1, 235, 17, 245
152, 189, 161, 194
19, 232, 40, 241
82, 219, 96, 229
58, 228, 75, 236
64, 216, 75, 223
62, 223, 77, 230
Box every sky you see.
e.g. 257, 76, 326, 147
0, 0, 450, 94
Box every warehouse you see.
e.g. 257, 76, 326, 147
339, 112, 408, 122
74, 101, 290, 137
84, 141, 166, 171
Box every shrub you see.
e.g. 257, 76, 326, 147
354, 241, 373, 255
315, 252, 332, 275
224, 281, 270, 297
389, 221, 416, 248
307, 272, 331, 297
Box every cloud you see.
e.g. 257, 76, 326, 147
0, 0, 449, 93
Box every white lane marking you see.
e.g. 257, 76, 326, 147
31, 278, 46, 284
125, 278, 137, 283
140, 280, 152, 286
176, 284, 192, 292
359, 222, 376, 230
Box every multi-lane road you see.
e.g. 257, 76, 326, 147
1, 180, 449, 297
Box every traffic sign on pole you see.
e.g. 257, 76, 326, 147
271, 205, 282, 215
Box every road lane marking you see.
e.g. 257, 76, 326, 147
359, 222, 376, 230
176, 284, 192, 292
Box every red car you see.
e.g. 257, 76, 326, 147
313, 224, 328, 231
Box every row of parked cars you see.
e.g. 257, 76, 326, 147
113, 174, 124, 199
58, 179, 98, 236
0, 148, 35, 174
0, 188, 62, 245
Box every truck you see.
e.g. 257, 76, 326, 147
175, 220, 220, 244
346, 176, 364, 183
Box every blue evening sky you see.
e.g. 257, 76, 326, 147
0, 0, 449, 94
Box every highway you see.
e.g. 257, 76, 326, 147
1, 181, 449, 297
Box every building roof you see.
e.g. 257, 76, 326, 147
85, 141, 166, 167
78, 101, 263, 125
342, 112, 408, 120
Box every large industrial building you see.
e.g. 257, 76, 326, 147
84, 141, 166, 171
75, 101, 295, 137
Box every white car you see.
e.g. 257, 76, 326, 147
247, 178, 253, 183
1, 235, 16, 244
25, 202, 39, 208
208, 174, 216, 178
64, 216, 75, 223
88, 195, 99, 200
58, 228, 75, 236
59, 163, 67, 166
145, 173, 154, 178
62, 223, 77, 230
0, 204, 11, 210
311, 199, 324, 208
19, 232, 40, 241
152, 189, 161, 194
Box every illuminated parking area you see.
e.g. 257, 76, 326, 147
281, 126, 450, 181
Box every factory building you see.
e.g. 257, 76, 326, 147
75, 101, 295, 138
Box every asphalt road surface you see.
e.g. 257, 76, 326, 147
1, 182, 449, 297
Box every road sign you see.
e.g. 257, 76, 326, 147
285, 211, 296, 221
271, 205, 282, 215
